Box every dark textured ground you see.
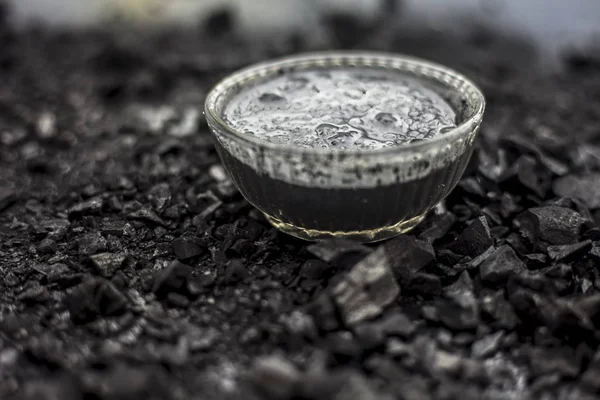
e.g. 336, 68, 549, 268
2, 5, 600, 400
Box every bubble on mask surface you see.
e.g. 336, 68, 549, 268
223, 68, 457, 150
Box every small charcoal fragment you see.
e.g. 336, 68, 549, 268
152, 260, 193, 298
78, 232, 108, 256
479, 245, 526, 284
224, 259, 249, 284
547, 240, 592, 262
331, 247, 400, 326
472, 331, 504, 358
148, 182, 171, 212
516, 206, 585, 246
87, 252, 127, 277
384, 235, 435, 286
407, 273, 441, 296
127, 208, 166, 227
447, 217, 493, 257
68, 197, 103, 219
171, 236, 204, 259
64, 278, 128, 323
307, 238, 371, 266
417, 212, 456, 243
553, 173, 600, 209
249, 354, 300, 400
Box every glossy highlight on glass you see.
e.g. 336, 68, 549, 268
205, 52, 485, 242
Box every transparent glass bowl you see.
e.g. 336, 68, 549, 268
205, 52, 485, 242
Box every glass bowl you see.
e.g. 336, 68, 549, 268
204, 52, 485, 243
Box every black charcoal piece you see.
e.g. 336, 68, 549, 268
299, 259, 329, 281
479, 245, 526, 284
249, 355, 300, 400
87, 252, 126, 277
553, 173, 600, 209
224, 259, 248, 284
471, 331, 504, 358
407, 273, 441, 296
307, 239, 371, 266
384, 235, 435, 286
331, 247, 400, 326
171, 236, 204, 259
307, 293, 340, 332
64, 278, 128, 323
516, 206, 585, 245
127, 208, 166, 227
446, 217, 493, 257
377, 311, 418, 338
78, 232, 108, 256
148, 182, 171, 212
152, 260, 193, 297
417, 212, 456, 243
547, 240, 592, 262
68, 197, 103, 219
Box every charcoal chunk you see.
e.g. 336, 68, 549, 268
148, 182, 171, 212
171, 236, 204, 259
299, 259, 329, 281
127, 208, 166, 227
516, 206, 585, 245
249, 355, 300, 400
78, 232, 108, 256
384, 235, 435, 286
152, 260, 193, 297
307, 239, 371, 266
407, 273, 441, 296
471, 331, 504, 358
553, 173, 600, 209
64, 278, 127, 323
68, 197, 103, 219
446, 217, 493, 257
87, 252, 126, 277
307, 293, 340, 332
418, 212, 456, 243
528, 347, 580, 379
547, 240, 592, 262
224, 259, 248, 284
479, 246, 526, 284
331, 247, 400, 326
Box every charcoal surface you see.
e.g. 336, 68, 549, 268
2, 7, 600, 400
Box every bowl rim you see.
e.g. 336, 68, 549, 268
204, 51, 485, 156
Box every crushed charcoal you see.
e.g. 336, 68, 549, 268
64, 278, 128, 323
554, 174, 600, 209
547, 240, 592, 262
78, 232, 108, 256
4, 12, 600, 400
516, 206, 585, 246
330, 247, 400, 326
446, 216, 493, 257
479, 245, 526, 284
171, 236, 204, 259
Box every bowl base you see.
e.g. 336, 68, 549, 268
264, 213, 426, 243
